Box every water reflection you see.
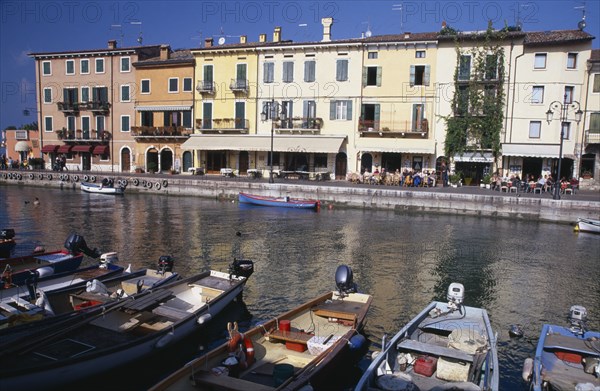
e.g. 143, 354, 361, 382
1, 185, 599, 389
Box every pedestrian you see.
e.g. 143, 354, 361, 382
441, 162, 449, 187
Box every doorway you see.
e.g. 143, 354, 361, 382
121, 148, 131, 172
239, 151, 249, 174
335, 152, 347, 179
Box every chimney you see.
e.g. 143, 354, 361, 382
160, 45, 170, 60
321, 17, 333, 42
108, 40, 117, 49
259, 33, 267, 43
404, 32, 411, 39
273, 27, 281, 43
204, 37, 213, 48
240, 35, 247, 44
442, 21, 447, 29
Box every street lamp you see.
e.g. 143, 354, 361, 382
260, 100, 286, 183
546, 96, 583, 200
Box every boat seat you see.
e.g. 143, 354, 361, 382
152, 305, 190, 320
397, 339, 474, 362
122, 289, 173, 313
544, 334, 600, 356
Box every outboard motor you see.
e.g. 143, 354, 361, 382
64, 233, 102, 258
0, 228, 15, 240
447, 282, 465, 312
569, 305, 588, 334
229, 258, 254, 278
157, 255, 174, 274
335, 265, 357, 297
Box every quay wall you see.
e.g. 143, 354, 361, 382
2, 171, 599, 224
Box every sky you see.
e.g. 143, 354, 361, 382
1, 0, 599, 131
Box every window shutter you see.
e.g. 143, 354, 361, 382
63, 88, 69, 103
374, 104, 380, 121
362, 67, 368, 87
346, 100, 353, 120
303, 100, 309, 118
410, 65, 415, 86
376, 67, 382, 87
424, 65, 430, 86
330, 101, 336, 120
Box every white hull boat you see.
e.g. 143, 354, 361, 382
575, 218, 600, 234
80, 181, 125, 195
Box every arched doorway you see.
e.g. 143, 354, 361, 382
160, 148, 173, 172
335, 152, 347, 179
120, 148, 131, 172
182, 151, 193, 173
361, 153, 373, 173
146, 148, 159, 173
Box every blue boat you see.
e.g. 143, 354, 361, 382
522, 306, 600, 391
238, 192, 320, 209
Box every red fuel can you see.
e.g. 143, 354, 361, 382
414, 356, 437, 377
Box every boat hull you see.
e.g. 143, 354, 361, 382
80, 182, 125, 195
239, 192, 319, 209
576, 218, 600, 234
0, 251, 84, 289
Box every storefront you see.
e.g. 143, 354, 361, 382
453, 151, 494, 185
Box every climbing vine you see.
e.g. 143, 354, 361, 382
444, 22, 506, 158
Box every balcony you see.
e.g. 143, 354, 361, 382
229, 79, 248, 93
57, 102, 80, 113
131, 126, 192, 140
57, 128, 110, 142
274, 117, 323, 134
86, 101, 111, 114
586, 130, 600, 144
195, 118, 249, 134
57, 101, 111, 115
359, 119, 429, 138
196, 80, 215, 94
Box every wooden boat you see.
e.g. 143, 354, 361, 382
239, 192, 320, 209
0, 259, 254, 390
522, 306, 600, 391
80, 180, 125, 195
575, 218, 600, 234
355, 283, 499, 391
0, 233, 100, 290
149, 265, 372, 391
0, 228, 16, 258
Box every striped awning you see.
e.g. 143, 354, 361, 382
135, 105, 192, 111
72, 145, 92, 153
92, 145, 109, 155
502, 144, 559, 158
15, 141, 31, 152
57, 145, 72, 153
181, 135, 346, 153
41, 144, 58, 153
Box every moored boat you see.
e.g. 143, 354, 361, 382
149, 265, 372, 391
0, 228, 16, 258
239, 192, 320, 209
575, 218, 600, 234
0, 259, 254, 390
355, 283, 499, 391
522, 306, 600, 391
80, 178, 125, 195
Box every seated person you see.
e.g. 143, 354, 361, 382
413, 175, 421, 187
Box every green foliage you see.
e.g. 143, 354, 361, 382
440, 23, 459, 36
4, 125, 17, 130
449, 172, 462, 184
147, 161, 158, 173
21, 122, 38, 130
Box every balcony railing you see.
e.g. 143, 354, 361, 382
196, 80, 215, 94
196, 118, 249, 133
229, 79, 248, 92
586, 130, 600, 144
274, 117, 323, 134
131, 126, 192, 138
359, 118, 429, 138
57, 101, 111, 114
57, 102, 79, 113
57, 129, 110, 142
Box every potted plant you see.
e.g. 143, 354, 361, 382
449, 172, 462, 187
481, 173, 491, 188
56, 128, 66, 140
582, 170, 592, 179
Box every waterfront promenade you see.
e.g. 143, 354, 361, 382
2, 169, 599, 224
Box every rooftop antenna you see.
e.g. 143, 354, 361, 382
190, 31, 203, 47
515, 3, 532, 30
392, 4, 403, 33
361, 20, 372, 38
110, 24, 124, 46
131, 21, 142, 45
575, 2, 586, 30
213, 26, 241, 45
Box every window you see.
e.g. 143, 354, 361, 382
283, 62, 294, 83
458, 55, 471, 80
67, 116, 76, 132
141, 111, 153, 127
263, 62, 274, 83
267, 152, 280, 167
202, 65, 214, 90
96, 116, 105, 132
121, 115, 130, 132
368, 52, 378, 59
43, 88, 52, 104
456, 86, 469, 115
236, 64, 247, 86
183, 77, 192, 92
531, 86, 544, 104
410, 65, 430, 86
590, 113, 600, 132
567, 53, 577, 69
415, 50, 426, 58
564, 86, 574, 104
202, 102, 212, 129
81, 116, 90, 138
561, 122, 571, 140
534, 53, 547, 69
65, 60, 75, 75
280, 101, 293, 128
485, 54, 498, 80
168, 78, 178, 93
529, 121, 541, 138
120, 85, 130, 102
120, 57, 130, 72
81, 86, 89, 102
364, 66, 382, 87
141, 79, 150, 94
80, 59, 89, 74
262, 101, 273, 120
235, 101, 246, 129
336, 59, 349, 81
304, 60, 315, 82
183, 111, 192, 128
412, 104, 425, 131
330, 100, 352, 120
314, 153, 327, 168
92, 87, 108, 103
594, 74, 600, 93
95, 58, 104, 73
63, 88, 78, 105
42, 61, 51, 76
44, 116, 53, 132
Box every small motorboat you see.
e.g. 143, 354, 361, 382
238, 192, 320, 209
575, 218, 600, 234
80, 178, 125, 195
355, 283, 499, 391
522, 306, 600, 391
149, 265, 372, 391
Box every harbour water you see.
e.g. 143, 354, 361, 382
1, 185, 599, 390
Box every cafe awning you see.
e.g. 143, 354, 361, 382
41, 144, 58, 153
15, 141, 31, 152
71, 145, 92, 153
502, 144, 559, 158
92, 145, 109, 155
181, 135, 346, 153
57, 145, 72, 153
453, 152, 494, 163
135, 105, 192, 111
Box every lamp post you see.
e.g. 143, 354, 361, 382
260, 100, 286, 183
546, 96, 583, 200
